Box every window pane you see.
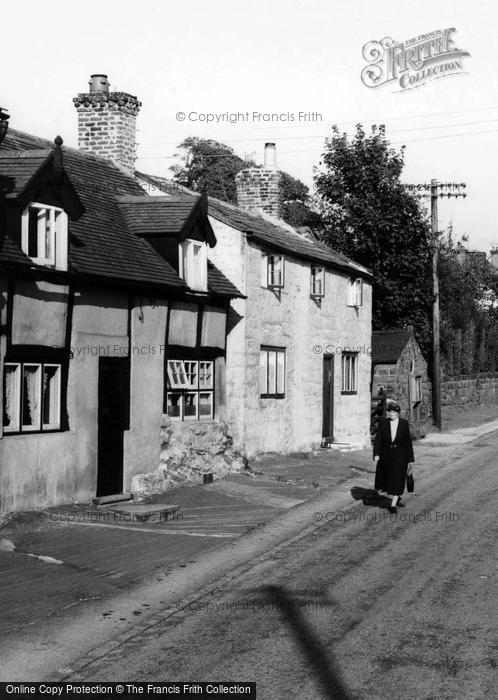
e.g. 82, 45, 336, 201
43, 365, 60, 428
166, 392, 182, 419
199, 361, 213, 389
22, 364, 41, 428
199, 392, 213, 417
260, 350, 268, 394
28, 209, 39, 257
276, 351, 285, 394
185, 361, 198, 389
268, 256, 283, 286
167, 360, 189, 388
3, 364, 20, 431
184, 392, 198, 419
268, 351, 277, 394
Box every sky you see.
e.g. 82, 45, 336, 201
2, 0, 497, 250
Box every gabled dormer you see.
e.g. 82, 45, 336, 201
117, 192, 216, 293
0, 137, 85, 271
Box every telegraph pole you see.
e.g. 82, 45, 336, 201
430, 179, 442, 429
405, 181, 467, 429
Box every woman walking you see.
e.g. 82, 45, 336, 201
373, 403, 414, 513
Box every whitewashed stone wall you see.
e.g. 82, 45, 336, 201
209, 217, 372, 456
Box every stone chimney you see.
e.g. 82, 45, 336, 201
73, 74, 141, 175
235, 143, 283, 219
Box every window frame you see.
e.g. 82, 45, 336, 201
166, 359, 215, 421
310, 266, 325, 298
21, 202, 68, 271
348, 277, 363, 307
341, 352, 358, 395
3, 360, 62, 434
178, 239, 208, 292
262, 254, 285, 289
260, 346, 286, 399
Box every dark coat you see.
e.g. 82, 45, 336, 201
374, 417, 414, 495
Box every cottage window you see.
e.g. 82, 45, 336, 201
166, 359, 214, 420
341, 353, 358, 394
21, 203, 68, 270
179, 240, 208, 292
262, 254, 285, 288
260, 346, 285, 398
348, 278, 363, 307
3, 361, 61, 433
310, 267, 325, 297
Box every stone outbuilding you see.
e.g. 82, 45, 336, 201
371, 329, 432, 438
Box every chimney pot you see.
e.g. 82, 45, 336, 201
264, 142, 277, 170
89, 74, 110, 94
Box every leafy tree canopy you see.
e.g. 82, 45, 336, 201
439, 230, 498, 372
313, 124, 433, 353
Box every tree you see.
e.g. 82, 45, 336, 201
313, 124, 433, 354
438, 231, 498, 373
170, 137, 250, 204
171, 137, 322, 229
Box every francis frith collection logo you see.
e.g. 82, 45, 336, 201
361, 28, 470, 91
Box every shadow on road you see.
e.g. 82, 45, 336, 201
259, 585, 354, 700
351, 487, 392, 510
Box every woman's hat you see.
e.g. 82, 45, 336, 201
387, 403, 401, 413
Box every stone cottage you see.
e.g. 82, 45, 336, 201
371, 329, 432, 438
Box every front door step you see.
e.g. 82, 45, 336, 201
92, 493, 132, 506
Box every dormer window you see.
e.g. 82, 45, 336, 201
261, 254, 285, 288
179, 240, 208, 292
348, 277, 363, 307
310, 267, 325, 297
21, 202, 68, 271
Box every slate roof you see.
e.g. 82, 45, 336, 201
0, 130, 242, 298
372, 330, 412, 364
208, 198, 371, 277
117, 196, 202, 236
0, 151, 52, 195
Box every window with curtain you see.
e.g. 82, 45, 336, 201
3, 361, 61, 433
341, 353, 358, 394
260, 346, 286, 398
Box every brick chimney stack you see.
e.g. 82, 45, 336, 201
235, 143, 283, 219
73, 74, 141, 175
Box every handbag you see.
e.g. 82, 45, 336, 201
406, 472, 414, 493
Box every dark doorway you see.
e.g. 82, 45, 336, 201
97, 357, 129, 497
322, 354, 334, 444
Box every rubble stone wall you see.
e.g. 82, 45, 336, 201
441, 372, 498, 406
131, 415, 246, 496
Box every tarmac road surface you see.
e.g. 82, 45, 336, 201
10, 430, 494, 699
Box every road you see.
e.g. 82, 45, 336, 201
31, 431, 495, 700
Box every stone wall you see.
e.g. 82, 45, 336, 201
441, 372, 498, 406
131, 415, 246, 496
